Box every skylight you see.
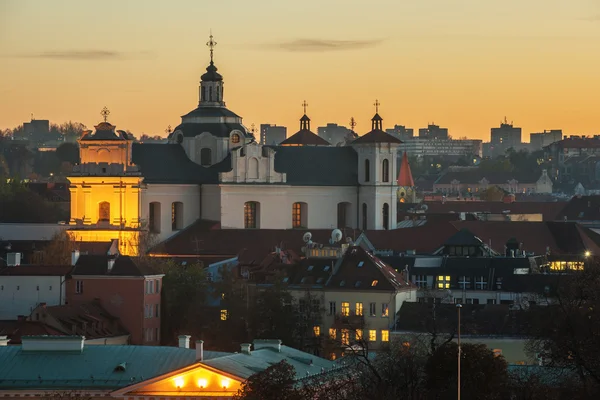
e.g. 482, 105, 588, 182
357, 261, 364, 268
324, 266, 330, 272
307, 265, 314, 271
317, 277, 324, 284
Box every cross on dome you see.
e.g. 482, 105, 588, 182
206, 31, 217, 63
101, 107, 110, 122
302, 100, 308, 114
373, 99, 380, 113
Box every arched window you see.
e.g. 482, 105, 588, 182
200, 148, 212, 166
149, 202, 161, 233
292, 202, 308, 228
382, 203, 390, 230
248, 157, 259, 179
362, 203, 368, 231
244, 201, 260, 229
98, 202, 110, 223
231, 134, 240, 144
171, 202, 183, 231
216, 86, 220, 101
364, 159, 370, 182
337, 202, 351, 229
382, 159, 389, 182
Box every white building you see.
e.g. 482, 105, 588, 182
66, 36, 413, 254
401, 137, 483, 158
0, 262, 71, 320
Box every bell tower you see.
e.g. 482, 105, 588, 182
199, 32, 225, 107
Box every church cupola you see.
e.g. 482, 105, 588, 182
371, 100, 383, 131
199, 33, 225, 107
280, 101, 330, 146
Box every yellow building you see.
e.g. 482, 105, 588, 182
67, 112, 145, 256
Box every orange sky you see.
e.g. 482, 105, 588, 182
1, 0, 600, 141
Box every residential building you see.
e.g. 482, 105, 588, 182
66, 254, 164, 345
543, 135, 600, 185
0, 262, 71, 320
401, 138, 482, 158
419, 124, 448, 140
260, 124, 287, 145
317, 123, 354, 146
385, 125, 413, 141
529, 130, 562, 151
433, 167, 553, 194
490, 119, 522, 157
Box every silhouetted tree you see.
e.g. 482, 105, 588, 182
56, 142, 80, 165
30, 231, 77, 265
234, 360, 304, 400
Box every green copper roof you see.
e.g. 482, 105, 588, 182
0, 344, 229, 390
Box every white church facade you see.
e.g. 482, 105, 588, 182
66, 36, 413, 255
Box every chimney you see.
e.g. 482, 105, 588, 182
253, 339, 282, 352
71, 250, 80, 266
196, 340, 204, 361
0, 336, 8, 346
178, 335, 191, 349
240, 343, 252, 355
22, 335, 85, 352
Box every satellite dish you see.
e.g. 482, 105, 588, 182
303, 232, 312, 243
331, 229, 343, 243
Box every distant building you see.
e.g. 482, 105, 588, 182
401, 138, 482, 158
260, 124, 287, 145
544, 135, 600, 184
433, 167, 553, 194
490, 118, 522, 157
419, 124, 448, 140
15, 118, 62, 147
385, 125, 414, 141
530, 130, 562, 151
317, 123, 353, 146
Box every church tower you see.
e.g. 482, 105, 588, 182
397, 151, 416, 203
67, 107, 144, 256
352, 101, 402, 230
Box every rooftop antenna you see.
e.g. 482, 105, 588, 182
31, 113, 34, 121
101, 107, 110, 123
206, 30, 217, 63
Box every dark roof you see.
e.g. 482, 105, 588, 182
271, 146, 358, 186
421, 200, 566, 221
435, 169, 543, 185
0, 320, 65, 344
80, 123, 126, 141
131, 143, 219, 184
279, 130, 330, 146
201, 62, 223, 81
396, 302, 531, 336
352, 129, 402, 145
546, 137, 600, 149
180, 106, 241, 120
556, 195, 600, 221
327, 246, 413, 291
72, 255, 162, 277
0, 265, 73, 276
172, 121, 248, 139
443, 228, 484, 246
361, 221, 461, 253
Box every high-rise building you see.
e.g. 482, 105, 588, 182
490, 118, 522, 157
260, 124, 287, 145
385, 125, 413, 141
418, 124, 448, 140
530, 130, 563, 151
317, 123, 353, 146
401, 138, 482, 158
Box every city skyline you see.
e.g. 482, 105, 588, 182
1, 0, 600, 140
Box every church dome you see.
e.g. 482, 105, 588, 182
201, 62, 223, 82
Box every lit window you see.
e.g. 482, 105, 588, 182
329, 328, 336, 339
402, 341, 411, 349
292, 202, 307, 228
313, 326, 321, 337
355, 302, 363, 316
244, 201, 259, 229
341, 329, 350, 345
381, 303, 389, 317
220, 309, 228, 321
355, 329, 363, 340
341, 302, 350, 316
330, 353, 336, 360
381, 330, 389, 342
369, 330, 377, 341
371, 280, 378, 287
437, 275, 451, 289
231, 134, 240, 144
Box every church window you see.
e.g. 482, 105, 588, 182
244, 201, 260, 229
382, 203, 390, 230
231, 134, 240, 144
362, 203, 368, 231
216, 86, 220, 101
149, 202, 161, 233
364, 159, 371, 182
382, 159, 389, 182
209, 86, 213, 101
171, 202, 183, 231
292, 202, 308, 228
98, 201, 110, 223
200, 148, 212, 166
202, 86, 206, 102
337, 202, 351, 229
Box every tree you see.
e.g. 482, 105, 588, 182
425, 342, 509, 400
56, 142, 80, 165
479, 185, 506, 201
30, 231, 77, 265
0, 179, 68, 223
234, 360, 304, 400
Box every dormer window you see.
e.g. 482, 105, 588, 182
231, 134, 240, 144
357, 261, 364, 268
371, 280, 378, 287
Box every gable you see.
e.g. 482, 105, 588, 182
113, 363, 242, 398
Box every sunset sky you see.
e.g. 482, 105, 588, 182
1, 0, 600, 141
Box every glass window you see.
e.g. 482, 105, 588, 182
364, 159, 370, 182
329, 301, 336, 315
382, 159, 389, 182
369, 302, 376, 317
329, 328, 336, 339
341, 329, 350, 345
75, 280, 84, 294
369, 330, 377, 342
355, 329, 363, 341
381, 303, 389, 317
341, 302, 350, 316
381, 330, 389, 342
244, 201, 259, 229
231, 134, 240, 144
437, 275, 451, 289
313, 326, 321, 337
475, 276, 488, 290
98, 201, 110, 222
355, 302, 363, 316
220, 309, 228, 321
292, 202, 307, 228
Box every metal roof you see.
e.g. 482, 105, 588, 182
0, 344, 228, 390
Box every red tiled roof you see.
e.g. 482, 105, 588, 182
397, 151, 414, 187
0, 265, 73, 276
363, 221, 461, 253
422, 201, 566, 221
0, 320, 65, 344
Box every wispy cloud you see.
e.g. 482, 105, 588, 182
264, 38, 384, 52
11, 50, 153, 60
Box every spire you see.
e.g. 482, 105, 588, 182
207, 30, 217, 64
397, 151, 415, 187
300, 100, 310, 131
371, 100, 383, 130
